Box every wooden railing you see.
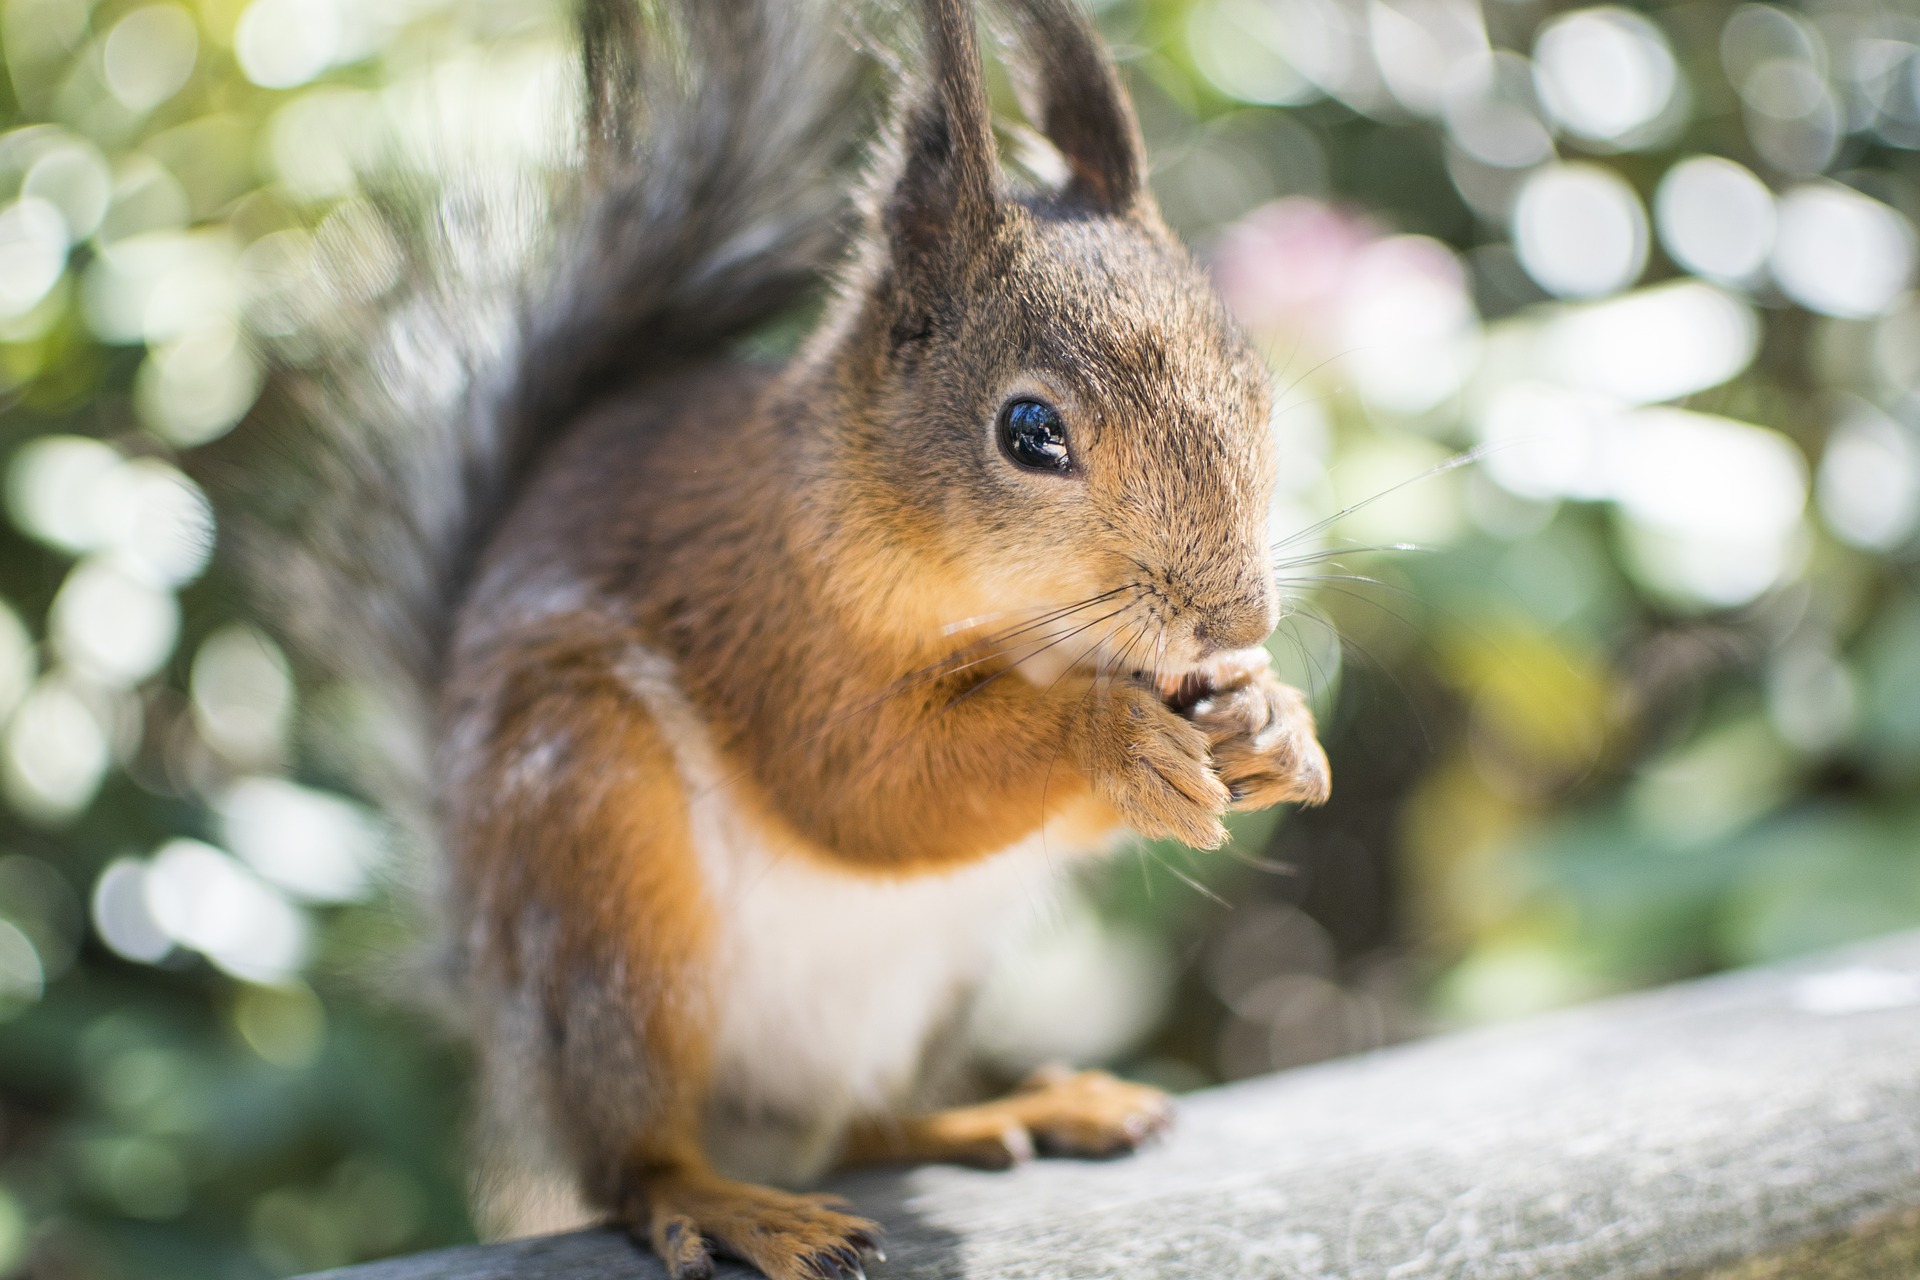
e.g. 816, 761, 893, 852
308, 930, 1920, 1279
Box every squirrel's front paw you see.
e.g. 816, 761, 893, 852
1076, 683, 1231, 849
1188, 669, 1330, 810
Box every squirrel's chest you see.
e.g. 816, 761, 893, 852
698, 816, 1060, 1106
685, 767, 1067, 1185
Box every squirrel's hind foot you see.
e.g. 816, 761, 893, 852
843, 1067, 1173, 1170
628, 1168, 883, 1280
1002, 1065, 1174, 1159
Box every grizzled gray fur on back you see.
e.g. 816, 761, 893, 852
201, 0, 873, 851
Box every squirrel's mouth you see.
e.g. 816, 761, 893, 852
1126, 647, 1271, 713
1152, 668, 1221, 713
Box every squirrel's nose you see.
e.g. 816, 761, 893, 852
1192, 589, 1278, 654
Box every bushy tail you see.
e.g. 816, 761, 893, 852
525, 0, 875, 434
206, 0, 870, 854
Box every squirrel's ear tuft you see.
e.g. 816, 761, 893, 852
1001, 0, 1146, 214
887, 0, 1000, 260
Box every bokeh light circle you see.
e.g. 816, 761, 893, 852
1655, 156, 1775, 285
1533, 7, 1679, 146
1512, 162, 1649, 298
50, 559, 180, 687
235, 0, 342, 90
1187, 0, 1317, 106
22, 143, 110, 242
0, 198, 69, 320
1771, 184, 1917, 319
1543, 280, 1759, 405
1817, 398, 1920, 550
101, 6, 198, 113
1443, 51, 1554, 170
3, 679, 109, 824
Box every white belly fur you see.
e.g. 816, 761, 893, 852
618, 647, 1098, 1185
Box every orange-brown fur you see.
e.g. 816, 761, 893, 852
436, 2, 1330, 1277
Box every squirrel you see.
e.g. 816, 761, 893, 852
213, 0, 1331, 1277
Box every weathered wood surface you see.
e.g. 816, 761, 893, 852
309, 930, 1920, 1280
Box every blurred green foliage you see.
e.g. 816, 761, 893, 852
2, 0, 1919, 1274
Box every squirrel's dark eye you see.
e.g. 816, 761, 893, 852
998, 398, 1072, 473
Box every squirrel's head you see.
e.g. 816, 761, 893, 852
816, 0, 1279, 687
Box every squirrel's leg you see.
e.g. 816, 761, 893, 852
840, 1067, 1172, 1170
450, 634, 879, 1280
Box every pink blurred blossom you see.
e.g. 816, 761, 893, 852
1211, 197, 1483, 415
1209, 197, 1382, 333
